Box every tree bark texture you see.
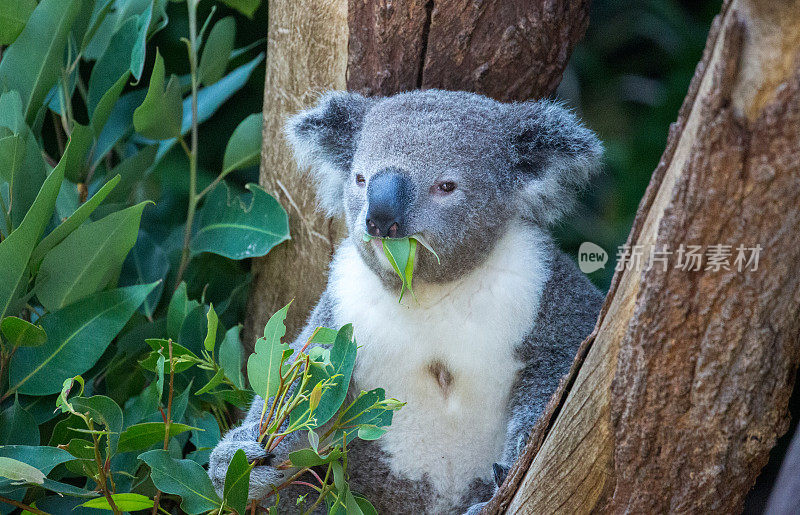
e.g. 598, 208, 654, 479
348, 0, 590, 100
246, 0, 591, 347
244, 0, 349, 350
486, 0, 800, 513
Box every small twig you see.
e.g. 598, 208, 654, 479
89, 420, 122, 515
151, 339, 175, 515
302, 465, 332, 515
0, 494, 51, 515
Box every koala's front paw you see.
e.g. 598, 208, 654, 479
208, 440, 290, 500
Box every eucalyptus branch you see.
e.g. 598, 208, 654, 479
151, 339, 174, 515
174, 0, 201, 289
88, 419, 121, 515
0, 495, 51, 515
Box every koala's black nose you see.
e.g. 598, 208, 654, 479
366, 169, 413, 238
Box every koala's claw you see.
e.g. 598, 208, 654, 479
492, 462, 510, 487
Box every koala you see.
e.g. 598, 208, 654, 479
208, 89, 605, 514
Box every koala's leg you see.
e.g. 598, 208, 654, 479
208, 396, 307, 502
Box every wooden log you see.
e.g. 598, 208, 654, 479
487, 0, 800, 512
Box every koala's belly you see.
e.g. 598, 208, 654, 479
351, 349, 517, 504
329, 234, 548, 505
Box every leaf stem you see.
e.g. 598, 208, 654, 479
89, 419, 122, 515
174, 0, 201, 290
0, 494, 51, 515
151, 339, 175, 515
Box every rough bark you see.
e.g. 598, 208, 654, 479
347, 0, 589, 100
246, 1, 590, 345
486, 0, 800, 513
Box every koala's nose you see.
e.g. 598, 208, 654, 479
366, 169, 413, 238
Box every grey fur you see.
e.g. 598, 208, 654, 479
209, 90, 604, 513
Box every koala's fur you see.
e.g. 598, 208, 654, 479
208, 90, 604, 514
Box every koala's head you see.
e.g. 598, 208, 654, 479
286, 90, 602, 285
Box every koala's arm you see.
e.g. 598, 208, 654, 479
500, 252, 604, 471
208, 291, 338, 500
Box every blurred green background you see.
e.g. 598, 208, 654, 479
555, 0, 722, 289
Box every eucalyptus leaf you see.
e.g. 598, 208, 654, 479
0, 91, 47, 229
219, 325, 244, 389
80, 493, 154, 511
138, 449, 222, 514
140, 338, 199, 374
155, 53, 264, 162
204, 304, 219, 352
8, 283, 158, 396
0, 400, 38, 446
117, 422, 197, 453
0, 457, 45, 484
61, 123, 93, 183
133, 49, 183, 140
0, 0, 37, 45
187, 412, 220, 465
199, 16, 236, 86
30, 175, 121, 270
222, 113, 262, 176
218, 0, 261, 18
35, 201, 150, 312
247, 303, 291, 401
69, 395, 124, 455
119, 231, 169, 318
0, 317, 46, 348
87, 16, 138, 116
130, 3, 154, 81
91, 71, 131, 138
191, 182, 289, 260
287, 448, 343, 468
167, 282, 200, 340
0, 154, 64, 320
195, 368, 225, 396
222, 449, 252, 515
0, 0, 83, 124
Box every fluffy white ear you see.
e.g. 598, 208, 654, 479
507, 100, 603, 225
284, 91, 374, 216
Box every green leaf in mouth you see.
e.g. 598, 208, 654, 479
362, 233, 440, 301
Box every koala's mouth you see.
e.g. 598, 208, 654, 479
361, 233, 442, 300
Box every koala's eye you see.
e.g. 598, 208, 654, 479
436, 181, 457, 194
355, 174, 366, 186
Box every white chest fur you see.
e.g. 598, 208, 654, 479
329, 228, 550, 504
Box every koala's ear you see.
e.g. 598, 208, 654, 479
507, 100, 603, 225
285, 91, 373, 216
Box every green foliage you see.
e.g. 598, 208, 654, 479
244, 305, 402, 513
0, 0, 37, 45
139, 450, 222, 514
222, 449, 253, 515
199, 16, 236, 86
0, 0, 83, 125
133, 49, 183, 140
80, 493, 154, 511
191, 182, 289, 260
0, 1, 291, 513
223, 113, 262, 176
556, 0, 720, 288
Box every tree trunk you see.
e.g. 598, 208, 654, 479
245, 0, 590, 347
486, 0, 800, 513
